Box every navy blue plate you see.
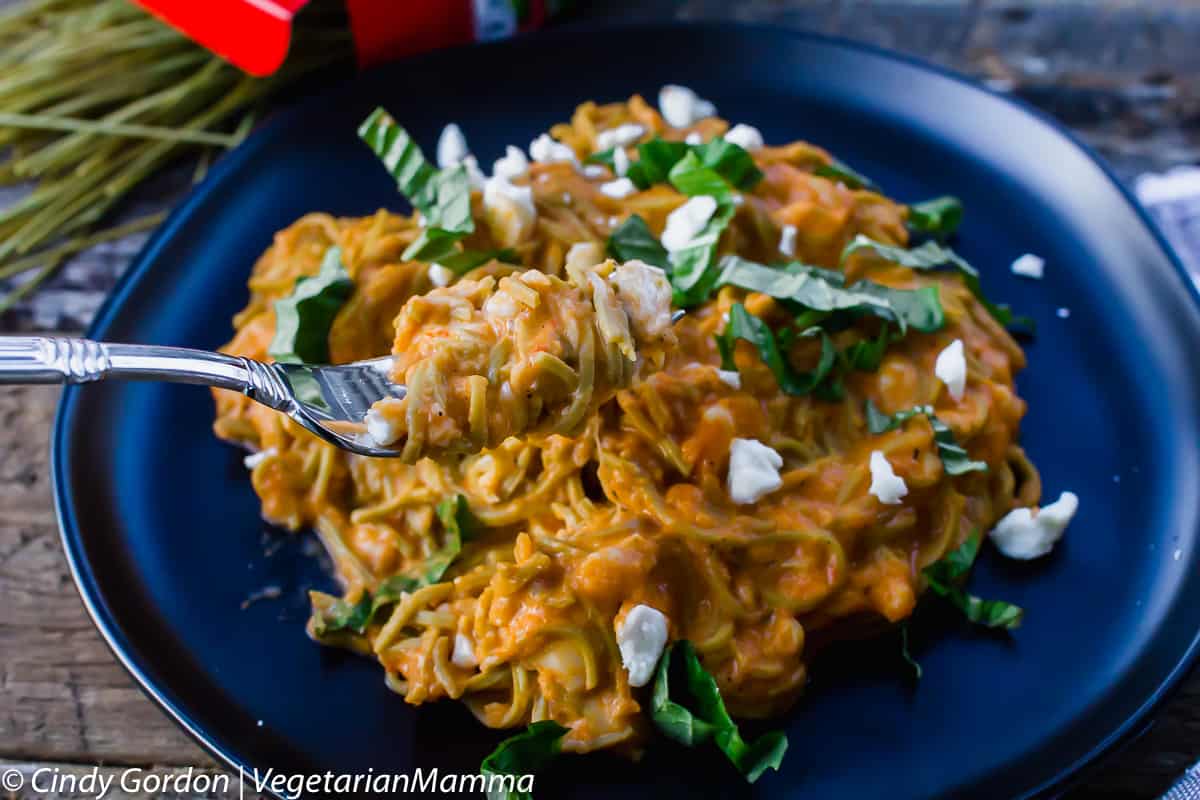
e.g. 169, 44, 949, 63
53, 22, 1200, 799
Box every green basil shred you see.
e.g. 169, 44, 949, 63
480, 721, 569, 800
813, 158, 878, 191
864, 400, 987, 476
589, 136, 761, 196
669, 201, 737, 307
424, 494, 481, 584
625, 137, 690, 188
310, 494, 480, 636
668, 139, 763, 197
309, 574, 420, 638
437, 248, 520, 276
268, 245, 354, 365
907, 196, 963, 239
922, 530, 1025, 629
357, 107, 476, 262
714, 255, 944, 333
717, 304, 839, 398
606, 214, 669, 269
841, 234, 1032, 332
651, 641, 788, 783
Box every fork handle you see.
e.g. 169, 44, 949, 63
0, 336, 292, 409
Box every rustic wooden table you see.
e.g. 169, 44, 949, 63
1, 1, 1198, 798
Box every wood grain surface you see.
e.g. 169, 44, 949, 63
2, 0, 1199, 797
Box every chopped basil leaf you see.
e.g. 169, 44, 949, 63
421, 162, 474, 233
841, 324, 892, 372
310, 591, 371, 637
405, 225, 465, 263
607, 214, 669, 270
670, 201, 737, 307
864, 397, 906, 434
312, 495, 480, 636
310, 574, 421, 637
696, 138, 764, 190
668, 151, 732, 199
269, 246, 354, 365
926, 414, 988, 475
357, 107, 437, 200
865, 400, 987, 475
841, 235, 1031, 332
842, 234, 970, 274
424, 494, 482, 584
626, 137, 691, 189
438, 248, 520, 275
716, 304, 838, 397
814, 158, 878, 191
598, 137, 762, 196
907, 196, 963, 239
651, 640, 788, 783
401, 163, 475, 260
922, 530, 1024, 629
899, 622, 922, 680
668, 139, 763, 197
480, 721, 569, 800
357, 108, 475, 261
714, 255, 944, 333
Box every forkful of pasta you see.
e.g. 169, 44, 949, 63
0, 249, 677, 461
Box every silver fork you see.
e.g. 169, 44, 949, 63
0, 336, 407, 457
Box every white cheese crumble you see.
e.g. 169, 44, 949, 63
364, 400, 404, 446
582, 164, 607, 179
988, 491, 1079, 559
658, 84, 717, 128
724, 123, 764, 151
243, 448, 277, 469
684, 131, 702, 145
778, 224, 797, 257
596, 123, 645, 152
492, 145, 529, 181
868, 451, 908, 505
610, 259, 673, 338
727, 438, 784, 505
428, 263, 453, 287
934, 338, 967, 402
612, 146, 630, 177
529, 132, 578, 165
600, 177, 637, 199
616, 604, 668, 687
482, 175, 536, 247
436, 123, 469, 168
451, 633, 478, 669
716, 369, 741, 389
661, 195, 718, 252
1011, 253, 1045, 279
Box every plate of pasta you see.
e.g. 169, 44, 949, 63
53, 22, 1200, 800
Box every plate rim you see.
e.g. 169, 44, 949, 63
50, 19, 1200, 799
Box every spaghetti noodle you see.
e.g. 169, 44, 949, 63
212, 94, 1039, 764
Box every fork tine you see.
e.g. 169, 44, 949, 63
270, 359, 407, 458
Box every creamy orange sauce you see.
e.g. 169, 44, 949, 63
212, 96, 1039, 753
